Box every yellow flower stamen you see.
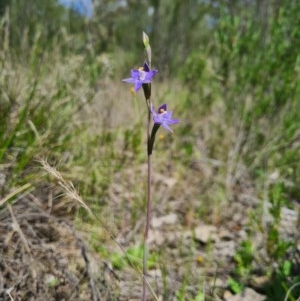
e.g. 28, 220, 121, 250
159, 134, 164, 140
197, 255, 204, 264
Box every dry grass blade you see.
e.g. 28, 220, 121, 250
6, 289, 15, 301
39, 159, 93, 216
7, 204, 38, 293
0, 183, 32, 207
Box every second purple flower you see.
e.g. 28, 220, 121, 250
151, 104, 180, 133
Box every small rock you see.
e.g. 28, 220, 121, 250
166, 231, 182, 248
251, 275, 269, 289
45, 274, 59, 287
58, 257, 68, 268
148, 269, 162, 278
148, 229, 165, 246
209, 277, 227, 288
194, 224, 217, 243
269, 170, 280, 181
280, 206, 299, 239
218, 227, 234, 240
224, 288, 265, 301
214, 240, 236, 259
151, 213, 178, 228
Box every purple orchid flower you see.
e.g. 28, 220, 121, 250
122, 62, 158, 92
151, 104, 180, 133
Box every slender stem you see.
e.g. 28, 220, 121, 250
142, 103, 152, 301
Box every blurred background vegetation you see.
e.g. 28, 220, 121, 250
0, 0, 300, 300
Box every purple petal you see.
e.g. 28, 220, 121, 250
165, 111, 173, 118
151, 108, 163, 124
168, 118, 180, 124
153, 116, 161, 124
122, 78, 136, 84
130, 69, 140, 79
134, 81, 143, 92
146, 70, 158, 80
162, 123, 173, 133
